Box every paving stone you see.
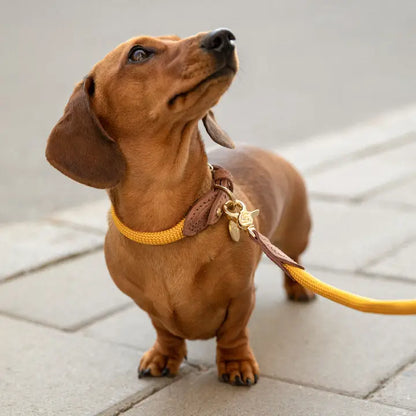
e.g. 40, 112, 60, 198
247, 265, 416, 397
0, 220, 103, 281
303, 200, 416, 272
82, 262, 416, 397
82, 304, 214, 369
0, 251, 131, 330
305, 140, 416, 200
0, 316, 174, 416
372, 361, 416, 410
278, 115, 416, 174
50, 199, 110, 233
122, 370, 415, 416
82, 305, 154, 349
369, 177, 416, 209
364, 240, 416, 282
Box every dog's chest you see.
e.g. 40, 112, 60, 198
105, 232, 238, 338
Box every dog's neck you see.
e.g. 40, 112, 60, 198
109, 121, 212, 231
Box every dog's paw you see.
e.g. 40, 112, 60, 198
284, 277, 316, 302
217, 354, 260, 386
286, 286, 316, 302
138, 346, 185, 379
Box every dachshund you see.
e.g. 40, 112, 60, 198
46, 28, 313, 386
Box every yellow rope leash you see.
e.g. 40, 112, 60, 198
110, 206, 186, 245
220, 191, 416, 315
284, 264, 416, 315
110, 183, 416, 314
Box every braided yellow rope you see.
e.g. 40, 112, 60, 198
284, 264, 416, 315
110, 206, 186, 245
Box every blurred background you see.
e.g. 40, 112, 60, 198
1, 0, 415, 223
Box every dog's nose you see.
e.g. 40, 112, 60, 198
201, 28, 236, 54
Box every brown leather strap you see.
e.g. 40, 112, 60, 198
183, 165, 304, 276
183, 165, 233, 236
249, 229, 304, 276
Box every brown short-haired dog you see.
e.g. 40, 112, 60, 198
46, 29, 313, 386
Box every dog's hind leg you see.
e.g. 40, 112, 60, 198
271, 175, 315, 302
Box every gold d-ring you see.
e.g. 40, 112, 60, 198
214, 184, 236, 202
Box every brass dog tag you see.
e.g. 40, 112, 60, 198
228, 220, 240, 242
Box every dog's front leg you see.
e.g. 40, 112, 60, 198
216, 286, 259, 386
138, 320, 187, 378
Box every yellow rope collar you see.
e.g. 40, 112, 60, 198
110, 205, 186, 245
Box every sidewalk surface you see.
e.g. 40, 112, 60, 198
1, 108, 416, 415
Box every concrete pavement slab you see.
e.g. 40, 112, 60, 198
82, 305, 153, 350
372, 361, 416, 411
50, 199, 109, 233
303, 200, 416, 272
122, 370, 415, 416
364, 240, 416, 282
369, 177, 416, 210
82, 262, 416, 397
247, 265, 416, 397
0, 315, 176, 416
0, 251, 131, 330
82, 304, 213, 369
0, 220, 103, 281
306, 139, 416, 200
279, 111, 416, 174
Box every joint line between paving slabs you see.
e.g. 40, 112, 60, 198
360, 269, 416, 286
0, 301, 132, 333
310, 171, 416, 205
262, 373, 416, 413
364, 353, 416, 400
98, 368, 201, 416
302, 262, 416, 286
359, 235, 416, 275
66, 302, 134, 332
49, 218, 107, 236
302, 131, 416, 176
354, 172, 416, 203
0, 245, 104, 285
98, 384, 170, 416
260, 373, 363, 400
0, 309, 63, 331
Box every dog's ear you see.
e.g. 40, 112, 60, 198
45, 76, 126, 189
202, 110, 235, 149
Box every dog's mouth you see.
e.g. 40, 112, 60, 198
168, 64, 236, 107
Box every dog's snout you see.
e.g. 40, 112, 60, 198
201, 28, 235, 54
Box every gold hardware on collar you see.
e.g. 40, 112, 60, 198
214, 184, 236, 202
219, 189, 260, 241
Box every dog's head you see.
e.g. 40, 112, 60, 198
46, 29, 238, 188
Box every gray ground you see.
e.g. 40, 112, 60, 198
1, 3, 416, 414
1, 0, 416, 222
1, 116, 416, 415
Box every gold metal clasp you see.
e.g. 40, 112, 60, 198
222, 199, 260, 242
214, 184, 260, 242
223, 199, 245, 220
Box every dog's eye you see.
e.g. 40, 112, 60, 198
128, 46, 154, 63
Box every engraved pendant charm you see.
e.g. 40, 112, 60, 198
228, 220, 241, 242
